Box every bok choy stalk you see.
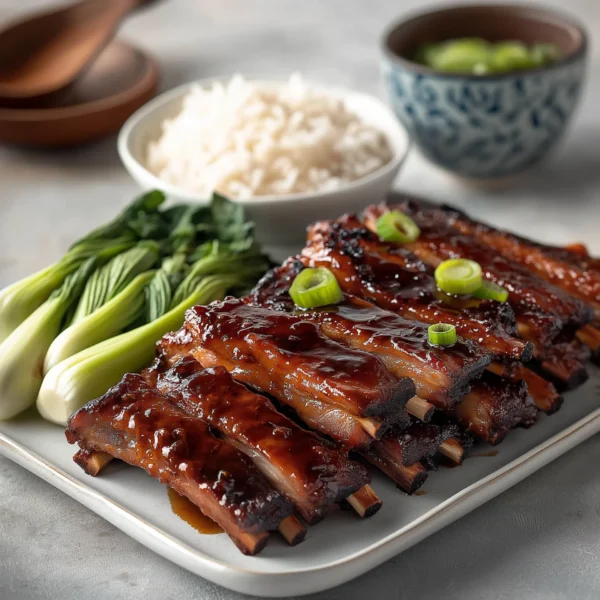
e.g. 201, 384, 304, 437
172, 241, 268, 305
37, 274, 240, 425
0, 259, 97, 420
144, 253, 188, 323
43, 271, 156, 373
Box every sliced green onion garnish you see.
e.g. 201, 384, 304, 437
428, 323, 457, 346
434, 258, 482, 295
376, 211, 421, 244
289, 268, 343, 308
472, 280, 509, 302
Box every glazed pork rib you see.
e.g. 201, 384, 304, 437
455, 373, 536, 444
384, 197, 600, 363
362, 202, 592, 386
154, 356, 373, 524
305, 215, 582, 390
250, 260, 538, 444
381, 419, 464, 467
363, 201, 593, 344
154, 305, 440, 494
433, 202, 600, 315
302, 217, 531, 361
157, 298, 416, 450
577, 323, 600, 365
250, 258, 490, 410
532, 336, 590, 390
66, 374, 293, 555
362, 418, 474, 493
487, 361, 563, 414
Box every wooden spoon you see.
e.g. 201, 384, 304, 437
0, 0, 153, 103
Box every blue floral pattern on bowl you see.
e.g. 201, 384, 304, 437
382, 58, 585, 178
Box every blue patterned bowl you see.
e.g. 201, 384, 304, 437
381, 4, 588, 179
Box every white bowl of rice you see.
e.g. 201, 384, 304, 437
118, 74, 410, 247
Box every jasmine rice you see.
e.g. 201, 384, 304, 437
146, 74, 393, 198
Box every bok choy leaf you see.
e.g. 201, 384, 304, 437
69, 241, 160, 324
0, 238, 133, 343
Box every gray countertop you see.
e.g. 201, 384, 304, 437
1, 1, 599, 599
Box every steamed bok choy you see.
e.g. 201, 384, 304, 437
43, 271, 156, 373
38, 242, 268, 424
43, 242, 160, 371
0, 189, 270, 424
0, 239, 131, 344
0, 259, 97, 420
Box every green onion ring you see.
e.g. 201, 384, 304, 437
434, 258, 482, 295
289, 267, 343, 308
376, 211, 421, 244
428, 323, 457, 346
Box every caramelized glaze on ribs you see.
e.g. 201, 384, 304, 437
488, 361, 563, 414
435, 202, 600, 314
302, 217, 531, 361
250, 259, 536, 444
454, 373, 537, 445
533, 337, 590, 390
362, 417, 472, 493
363, 201, 593, 341
373, 419, 460, 467
158, 298, 416, 449
250, 258, 490, 410
155, 356, 370, 524
66, 374, 292, 555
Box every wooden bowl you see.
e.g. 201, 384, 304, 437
0, 39, 158, 147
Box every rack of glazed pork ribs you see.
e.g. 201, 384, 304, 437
66, 192, 600, 555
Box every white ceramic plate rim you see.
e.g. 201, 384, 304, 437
117, 77, 411, 206
2, 406, 600, 597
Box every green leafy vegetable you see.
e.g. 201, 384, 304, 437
44, 270, 156, 373
0, 189, 271, 423
211, 193, 253, 243
162, 204, 213, 253
172, 242, 269, 306
70, 241, 160, 324
69, 190, 166, 248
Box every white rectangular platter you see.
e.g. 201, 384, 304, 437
1, 366, 599, 598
